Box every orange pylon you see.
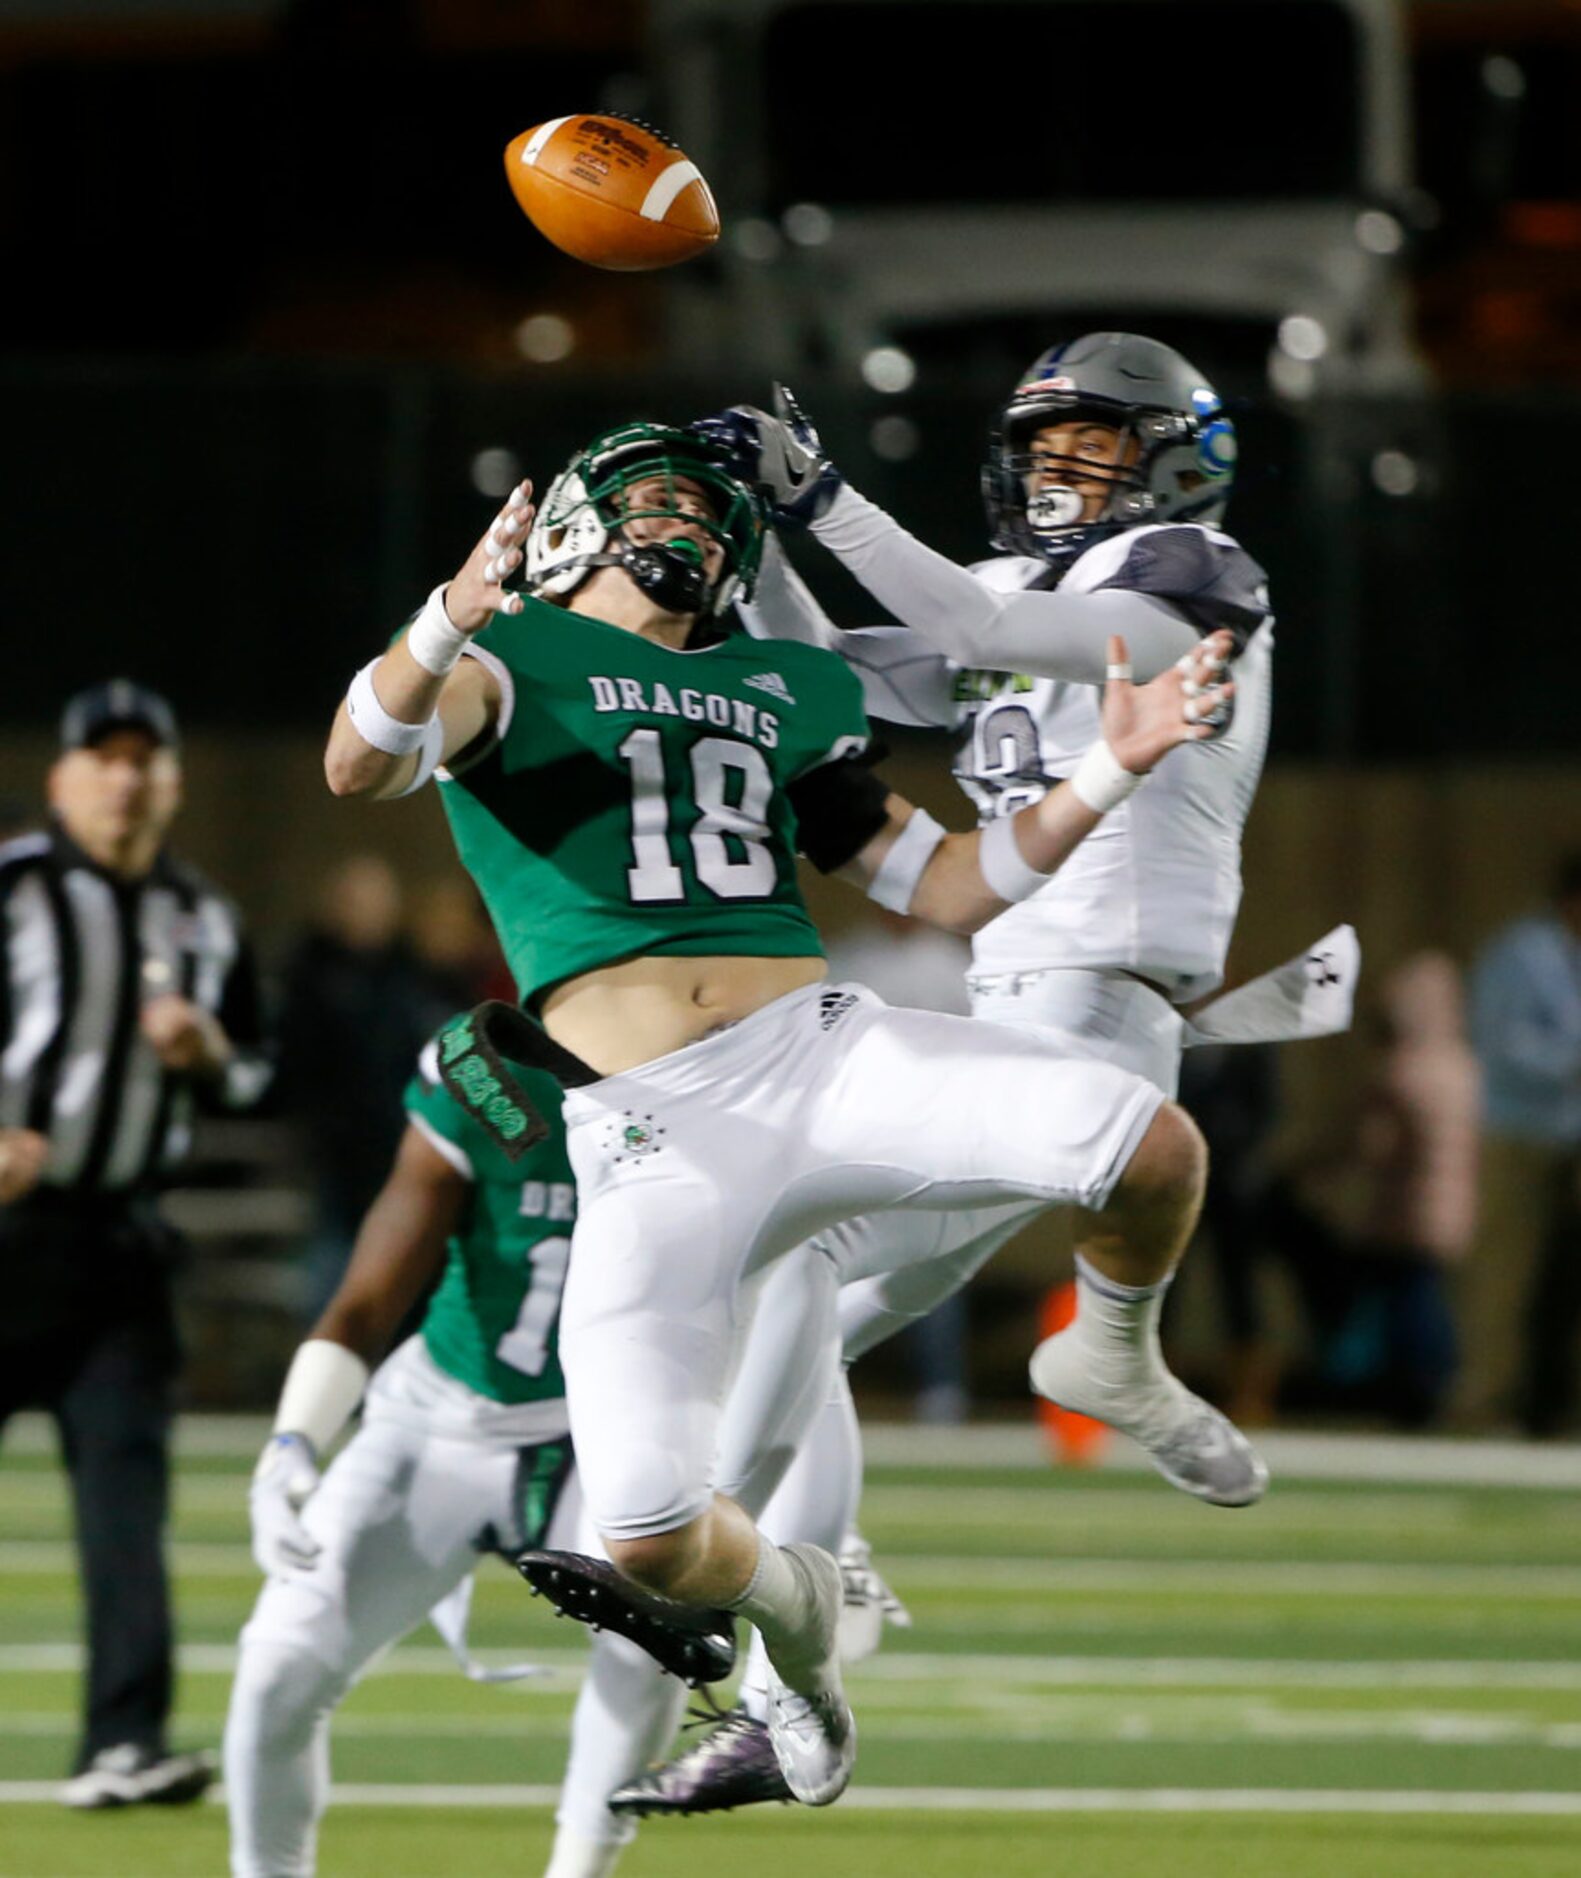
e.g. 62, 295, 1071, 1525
1035, 1280, 1109, 1466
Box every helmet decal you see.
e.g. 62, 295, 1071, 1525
1198, 418, 1238, 478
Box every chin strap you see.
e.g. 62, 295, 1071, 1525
527, 537, 721, 618
618, 538, 711, 615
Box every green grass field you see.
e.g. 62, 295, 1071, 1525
3, 1420, 1581, 1876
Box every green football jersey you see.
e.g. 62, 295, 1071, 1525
406, 1038, 574, 1407
438, 597, 871, 1007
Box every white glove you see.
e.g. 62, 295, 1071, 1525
250, 1432, 324, 1574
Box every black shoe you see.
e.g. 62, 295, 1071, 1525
60, 1745, 215, 1810
514, 1548, 736, 1687
610, 1707, 791, 1816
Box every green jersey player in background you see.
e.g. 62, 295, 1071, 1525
322, 421, 1237, 1813
226, 1027, 691, 1878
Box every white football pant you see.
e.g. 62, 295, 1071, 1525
224, 1347, 686, 1878
558, 981, 1163, 1544
732, 966, 1187, 1715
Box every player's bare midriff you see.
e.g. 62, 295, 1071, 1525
541, 953, 828, 1076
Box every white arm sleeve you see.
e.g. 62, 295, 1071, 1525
739, 532, 957, 728
810, 486, 1200, 683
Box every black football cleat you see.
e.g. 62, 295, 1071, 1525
514, 1548, 737, 1687
610, 1707, 792, 1816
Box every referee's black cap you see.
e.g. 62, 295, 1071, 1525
60, 680, 180, 753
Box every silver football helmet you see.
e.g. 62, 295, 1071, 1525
982, 332, 1238, 564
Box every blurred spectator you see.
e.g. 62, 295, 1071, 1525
276, 854, 456, 1316
1458, 857, 1581, 1434
1, 682, 270, 1808
1343, 953, 1477, 1424
826, 911, 972, 1422
1263, 953, 1478, 1427
408, 874, 513, 1008
1175, 1042, 1284, 1424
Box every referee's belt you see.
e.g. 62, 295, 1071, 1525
436, 1002, 595, 1161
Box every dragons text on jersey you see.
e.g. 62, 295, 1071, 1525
586, 676, 782, 750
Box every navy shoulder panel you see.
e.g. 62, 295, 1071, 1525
1096, 528, 1270, 651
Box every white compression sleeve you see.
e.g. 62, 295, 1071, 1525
272, 1339, 370, 1455
810, 486, 1199, 681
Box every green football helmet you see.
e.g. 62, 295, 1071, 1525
524, 422, 766, 619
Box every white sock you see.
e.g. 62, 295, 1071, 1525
738, 1629, 771, 1724
726, 1535, 832, 1691
543, 1827, 626, 1878
1075, 1254, 1173, 1362
1033, 1258, 1207, 1456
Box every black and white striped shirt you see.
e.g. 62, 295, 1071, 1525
0, 829, 271, 1196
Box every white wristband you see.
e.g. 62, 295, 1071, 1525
1069, 739, 1145, 814
867, 807, 947, 914
346, 660, 437, 756
272, 1339, 370, 1457
388, 716, 446, 797
978, 812, 1053, 904
406, 583, 470, 677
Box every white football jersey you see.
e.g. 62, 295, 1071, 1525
951, 527, 1271, 998
773, 522, 1274, 1002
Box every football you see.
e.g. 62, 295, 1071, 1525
504, 114, 719, 271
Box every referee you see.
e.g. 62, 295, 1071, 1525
0, 681, 272, 1809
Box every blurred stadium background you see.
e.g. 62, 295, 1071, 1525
2, 0, 1579, 1870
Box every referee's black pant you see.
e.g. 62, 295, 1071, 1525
0, 1194, 183, 1772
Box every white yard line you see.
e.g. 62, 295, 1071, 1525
3, 1643, 1580, 1690
794, 1555, 1581, 1599
2, 1543, 1576, 1599
7, 1415, 1580, 1488
5, 1782, 1581, 1814
0, 1480, 1491, 1530
861, 1426, 1581, 1490
8, 1707, 1579, 1747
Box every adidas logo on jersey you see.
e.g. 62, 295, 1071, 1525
743, 671, 796, 706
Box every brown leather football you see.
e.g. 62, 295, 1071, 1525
504, 114, 719, 271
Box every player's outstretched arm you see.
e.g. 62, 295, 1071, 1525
249, 1125, 468, 1575
807, 485, 1202, 682
324, 482, 534, 800
742, 533, 958, 730
701, 388, 1200, 683
840, 634, 1233, 934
